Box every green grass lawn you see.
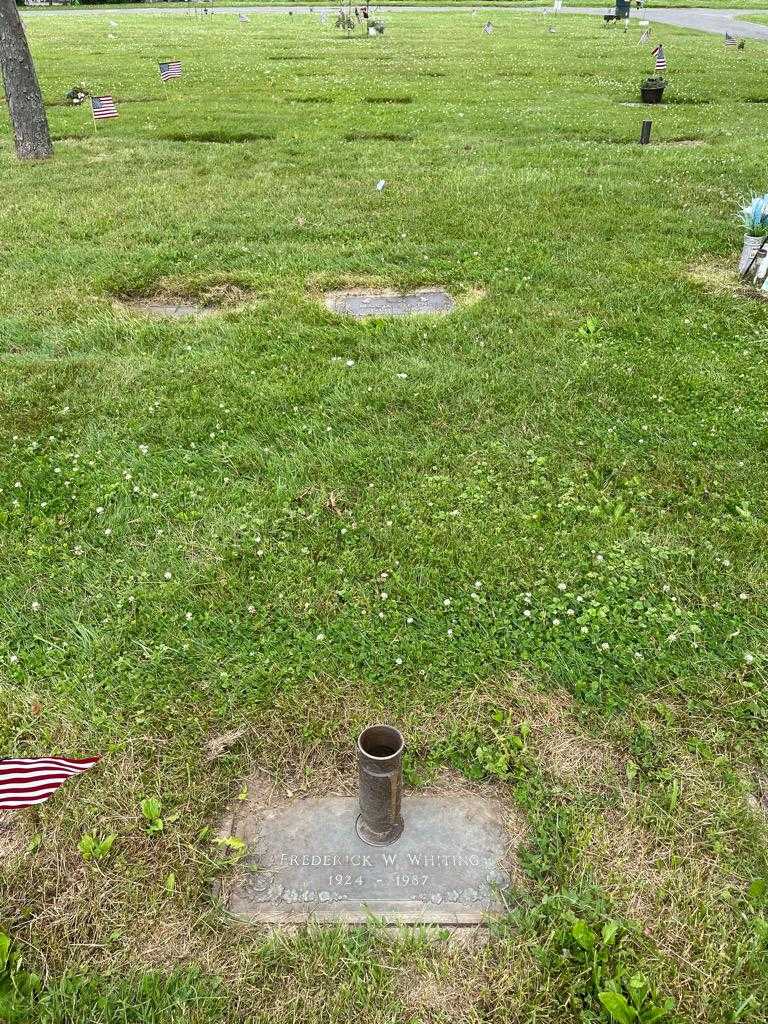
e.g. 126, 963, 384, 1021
1, 9, 768, 1023
24, 2, 768, 12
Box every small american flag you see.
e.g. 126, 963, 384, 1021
725, 32, 738, 47
0, 757, 99, 810
482, 21, 493, 34
159, 61, 183, 82
652, 44, 667, 71
638, 28, 651, 44
91, 95, 118, 120
238, 13, 250, 22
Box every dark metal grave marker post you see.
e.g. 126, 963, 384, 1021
356, 725, 405, 846
640, 120, 652, 145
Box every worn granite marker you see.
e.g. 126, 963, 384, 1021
325, 288, 455, 319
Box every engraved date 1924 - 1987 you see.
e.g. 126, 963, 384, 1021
329, 873, 431, 887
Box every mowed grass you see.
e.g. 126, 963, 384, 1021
1, 9, 768, 1023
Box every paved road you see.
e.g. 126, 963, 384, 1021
22, 4, 768, 43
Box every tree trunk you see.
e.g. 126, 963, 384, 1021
0, 0, 52, 160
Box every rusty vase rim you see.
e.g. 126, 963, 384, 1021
357, 724, 404, 762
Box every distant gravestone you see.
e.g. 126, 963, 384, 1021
123, 299, 212, 319
324, 288, 455, 318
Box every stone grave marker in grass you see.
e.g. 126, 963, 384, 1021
324, 288, 455, 319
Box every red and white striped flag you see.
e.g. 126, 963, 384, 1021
652, 44, 667, 71
0, 757, 99, 809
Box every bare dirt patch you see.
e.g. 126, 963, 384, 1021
0, 810, 29, 865
522, 690, 622, 792
344, 131, 414, 143
687, 258, 768, 303
364, 95, 413, 104
161, 131, 276, 144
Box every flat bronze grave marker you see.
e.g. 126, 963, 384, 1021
223, 793, 510, 925
324, 288, 455, 319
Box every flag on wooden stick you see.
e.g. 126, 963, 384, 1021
0, 757, 100, 809
652, 44, 667, 71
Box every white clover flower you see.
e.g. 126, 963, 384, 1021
185, 612, 193, 621
31, 601, 40, 613
523, 609, 532, 618
557, 583, 566, 592
9, 654, 18, 665
164, 572, 172, 580
443, 599, 451, 607
407, 617, 414, 624
744, 653, 754, 665
395, 657, 403, 666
